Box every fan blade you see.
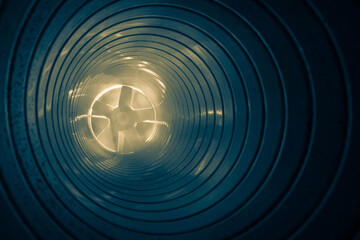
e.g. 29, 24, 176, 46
124, 128, 142, 152
118, 86, 133, 108
134, 108, 155, 122
92, 100, 114, 118
99, 87, 121, 107
96, 124, 116, 150
91, 117, 110, 136
116, 131, 125, 153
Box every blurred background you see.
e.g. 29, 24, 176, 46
0, 0, 359, 239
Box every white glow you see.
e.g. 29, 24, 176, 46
86, 84, 164, 154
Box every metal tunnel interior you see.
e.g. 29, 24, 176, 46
0, 0, 360, 239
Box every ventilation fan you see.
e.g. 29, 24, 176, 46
85, 84, 163, 154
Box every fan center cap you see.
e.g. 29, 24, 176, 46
111, 107, 135, 130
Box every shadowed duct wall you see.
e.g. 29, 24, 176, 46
0, 0, 360, 239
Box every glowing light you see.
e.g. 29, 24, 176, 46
86, 84, 165, 154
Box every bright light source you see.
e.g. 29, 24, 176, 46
86, 84, 163, 154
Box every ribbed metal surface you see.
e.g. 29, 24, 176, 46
0, 0, 359, 239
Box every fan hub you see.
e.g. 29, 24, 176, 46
111, 107, 135, 130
